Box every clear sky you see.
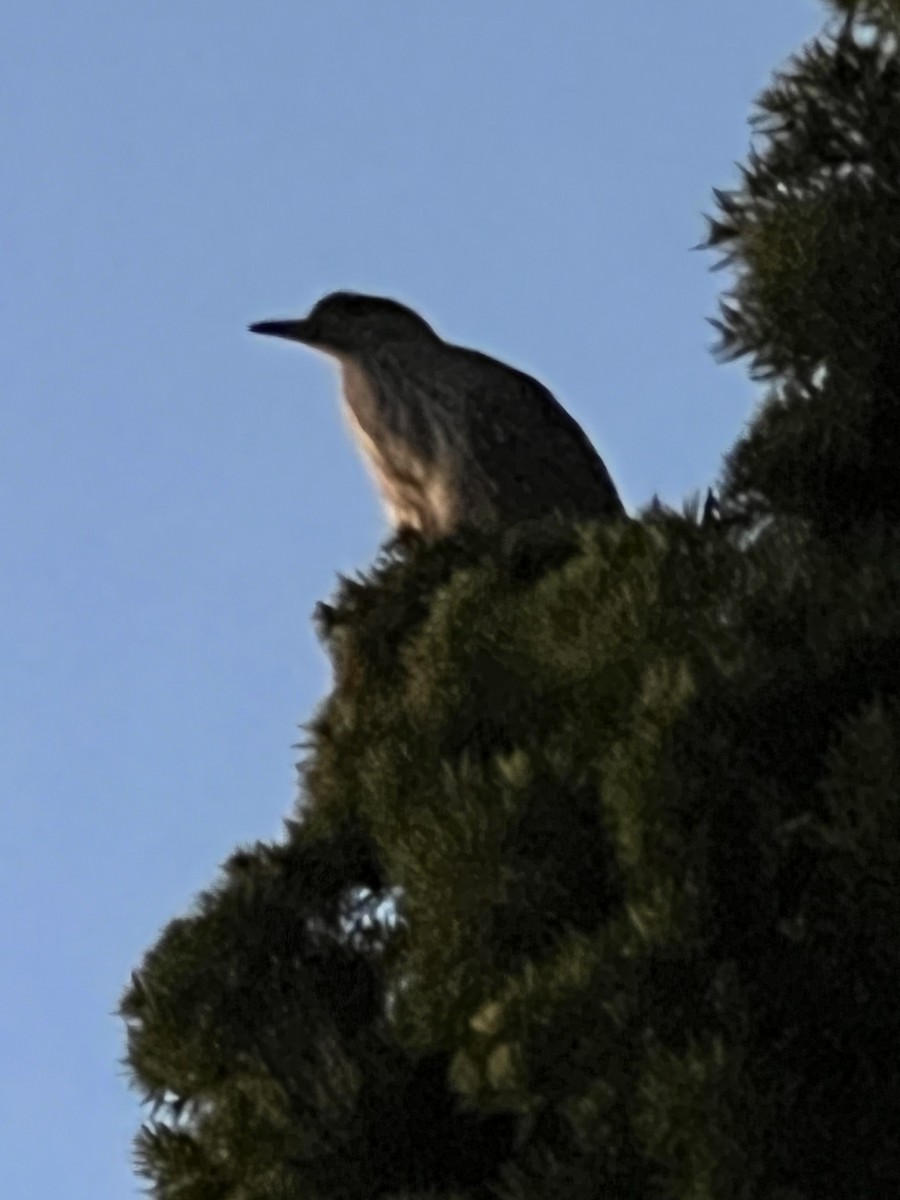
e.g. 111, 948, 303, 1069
2, 2, 823, 1195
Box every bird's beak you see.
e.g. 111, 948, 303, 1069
248, 318, 315, 343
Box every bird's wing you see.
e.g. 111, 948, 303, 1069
441, 347, 625, 519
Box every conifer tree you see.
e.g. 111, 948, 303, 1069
121, 4, 900, 1196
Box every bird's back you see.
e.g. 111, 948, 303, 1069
365, 340, 624, 530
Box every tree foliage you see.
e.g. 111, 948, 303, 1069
122, 7, 900, 1197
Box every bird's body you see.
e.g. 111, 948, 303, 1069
250, 292, 624, 540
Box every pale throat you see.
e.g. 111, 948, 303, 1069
329, 353, 456, 538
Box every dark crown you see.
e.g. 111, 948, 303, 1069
305, 291, 439, 348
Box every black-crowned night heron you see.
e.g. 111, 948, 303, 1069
250, 291, 624, 540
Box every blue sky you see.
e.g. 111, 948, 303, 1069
2, 2, 823, 1195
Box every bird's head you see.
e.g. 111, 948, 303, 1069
249, 291, 438, 356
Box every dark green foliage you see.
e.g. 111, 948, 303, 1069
703, 6, 900, 538
122, 8, 900, 1198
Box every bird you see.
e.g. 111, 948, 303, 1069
249, 291, 625, 542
